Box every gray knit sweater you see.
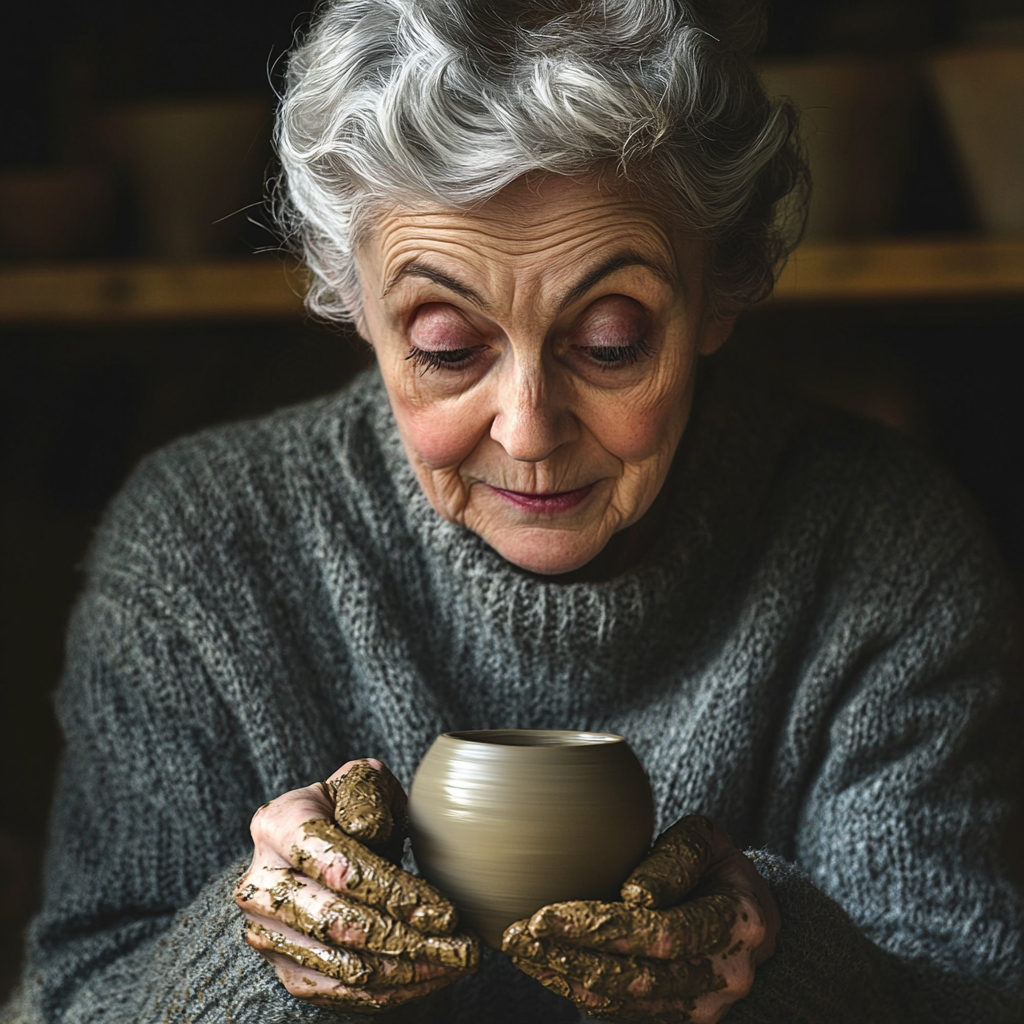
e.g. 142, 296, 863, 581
6, 365, 1023, 1023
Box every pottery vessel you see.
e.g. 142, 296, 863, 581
409, 730, 654, 948
758, 57, 917, 238
926, 47, 1024, 233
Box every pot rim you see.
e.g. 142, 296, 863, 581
442, 729, 624, 747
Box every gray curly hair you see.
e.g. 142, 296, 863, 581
274, 0, 807, 322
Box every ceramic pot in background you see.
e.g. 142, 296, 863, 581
97, 96, 270, 258
758, 57, 918, 238
926, 47, 1024, 233
409, 730, 654, 949
0, 166, 112, 259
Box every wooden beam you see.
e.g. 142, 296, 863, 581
773, 236, 1024, 304
0, 259, 306, 325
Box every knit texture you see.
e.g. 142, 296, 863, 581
5, 365, 1022, 1023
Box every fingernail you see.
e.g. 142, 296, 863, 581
620, 880, 657, 908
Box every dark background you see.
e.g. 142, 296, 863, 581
1, 0, 1023, 1000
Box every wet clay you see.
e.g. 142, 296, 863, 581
246, 918, 406, 987
331, 761, 408, 859
247, 920, 462, 1012
298, 819, 458, 937
526, 892, 737, 959
503, 921, 725, 1003
255, 869, 475, 969
621, 816, 713, 910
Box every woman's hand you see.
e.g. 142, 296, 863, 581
234, 758, 479, 1012
503, 815, 778, 1022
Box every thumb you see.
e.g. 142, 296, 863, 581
620, 814, 714, 909
327, 758, 408, 849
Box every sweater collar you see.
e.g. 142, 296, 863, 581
357, 361, 796, 720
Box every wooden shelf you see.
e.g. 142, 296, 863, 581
773, 236, 1024, 305
1, 237, 1022, 325
0, 258, 306, 325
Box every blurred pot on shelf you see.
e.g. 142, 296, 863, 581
758, 57, 918, 238
97, 96, 270, 259
0, 166, 113, 259
926, 47, 1024, 233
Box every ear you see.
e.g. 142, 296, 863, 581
697, 314, 736, 356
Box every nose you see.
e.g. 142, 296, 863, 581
489, 355, 577, 462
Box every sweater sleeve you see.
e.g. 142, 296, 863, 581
7, 449, 437, 1024
9, 584, 369, 1024
731, 435, 1024, 1024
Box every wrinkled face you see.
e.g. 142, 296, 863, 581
355, 174, 733, 575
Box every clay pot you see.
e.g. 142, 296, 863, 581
97, 96, 270, 258
758, 57, 918, 238
0, 166, 113, 258
409, 730, 654, 948
926, 47, 1024, 233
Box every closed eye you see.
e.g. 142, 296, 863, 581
406, 303, 483, 374
568, 295, 655, 372
405, 346, 478, 374
579, 339, 654, 368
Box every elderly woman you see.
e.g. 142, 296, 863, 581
8, 0, 1023, 1022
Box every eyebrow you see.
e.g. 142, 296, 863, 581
558, 251, 675, 309
383, 262, 485, 306
383, 249, 674, 310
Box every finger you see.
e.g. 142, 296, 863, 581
620, 815, 713, 910
292, 818, 457, 936
237, 868, 478, 969
503, 921, 725, 1004
263, 950, 461, 1012
245, 917, 465, 989
527, 892, 738, 959
328, 759, 407, 850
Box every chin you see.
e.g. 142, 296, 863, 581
488, 527, 606, 576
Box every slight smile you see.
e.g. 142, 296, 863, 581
488, 484, 595, 513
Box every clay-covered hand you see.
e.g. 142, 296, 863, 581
234, 758, 479, 1013
503, 815, 778, 1023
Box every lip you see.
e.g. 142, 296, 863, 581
487, 483, 594, 514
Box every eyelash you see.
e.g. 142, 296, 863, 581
405, 347, 476, 374
579, 338, 655, 369
405, 338, 654, 375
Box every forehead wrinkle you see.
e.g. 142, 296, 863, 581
373, 202, 683, 321
380, 222, 676, 283
376, 200, 674, 259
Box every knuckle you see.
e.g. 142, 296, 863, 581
232, 877, 259, 908
730, 966, 756, 998
249, 801, 276, 839
736, 898, 768, 946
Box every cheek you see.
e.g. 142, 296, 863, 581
392, 394, 488, 470
585, 379, 689, 465
594, 404, 671, 461
585, 318, 699, 463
